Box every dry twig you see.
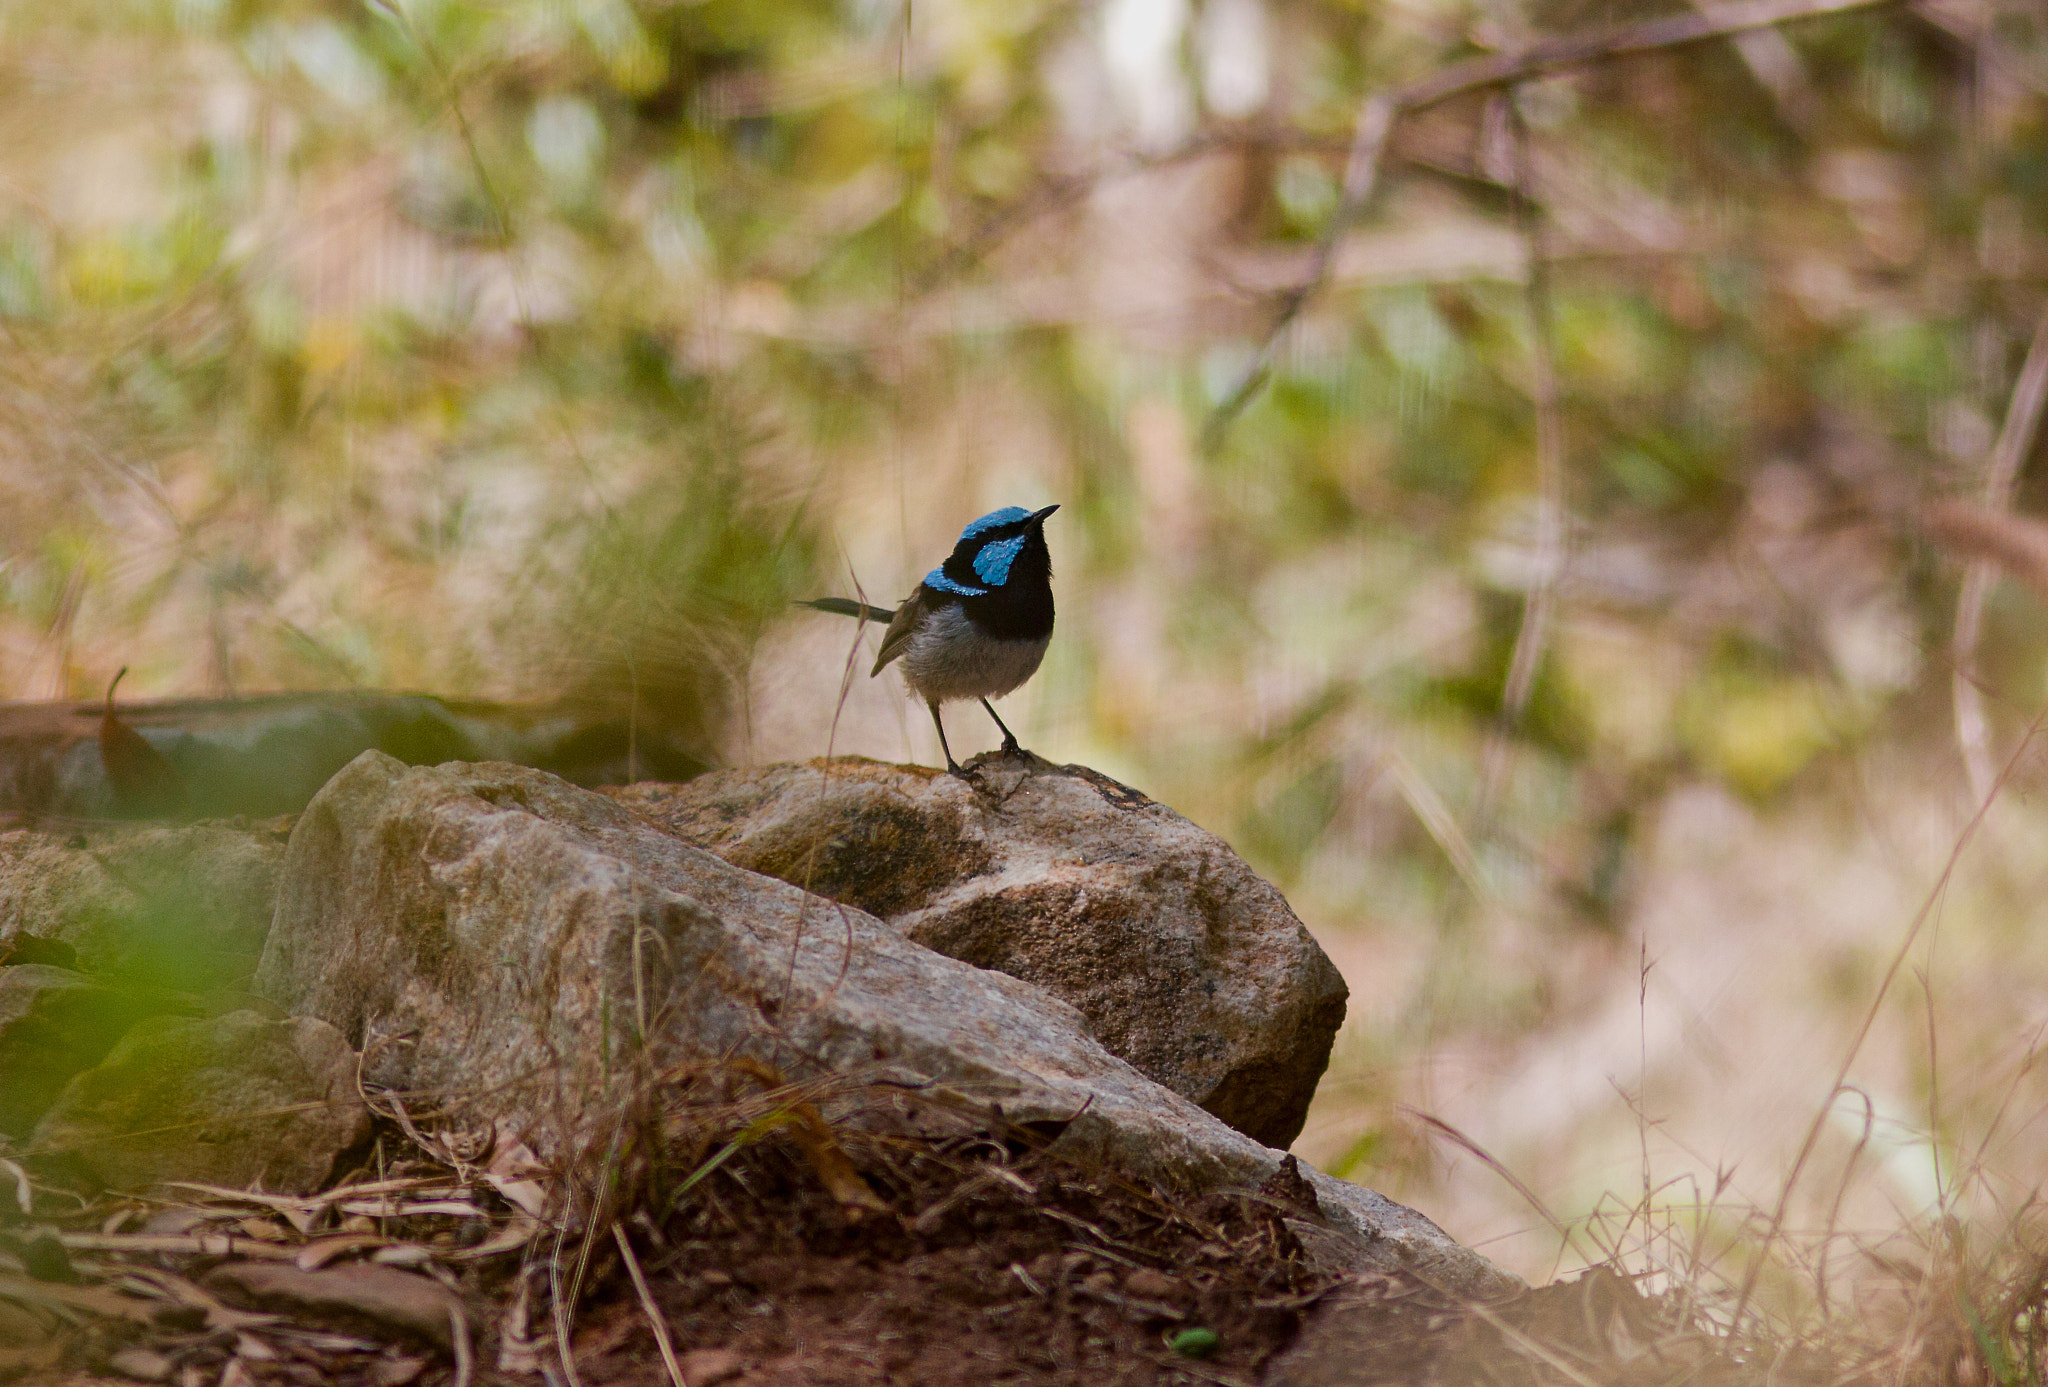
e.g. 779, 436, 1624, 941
1951, 311, 2048, 804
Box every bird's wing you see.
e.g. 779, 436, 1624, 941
871, 588, 930, 676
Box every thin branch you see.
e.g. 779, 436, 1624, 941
1203, 0, 1902, 445
1402, 0, 1895, 111
1203, 94, 1394, 449
1474, 102, 1567, 831
1953, 311, 2048, 804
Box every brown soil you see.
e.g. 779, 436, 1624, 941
8, 1096, 1786, 1387
568, 1131, 1330, 1387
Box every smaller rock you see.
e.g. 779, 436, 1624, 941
30, 1011, 369, 1193
0, 966, 148, 1137
0, 822, 286, 991
204, 1263, 463, 1350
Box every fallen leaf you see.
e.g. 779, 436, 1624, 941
0, 1273, 159, 1324
108, 1346, 171, 1381
783, 1105, 889, 1217
371, 1355, 429, 1386
112, 1266, 279, 1332
203, 1262, 465, 1350
449, 1214, 540, 1262
234, 1332, 279, 1360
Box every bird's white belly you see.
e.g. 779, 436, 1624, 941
901, 606, 1049, 704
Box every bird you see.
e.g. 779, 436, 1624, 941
800, 503, 1059, 773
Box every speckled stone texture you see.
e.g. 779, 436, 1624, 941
254, 753, 1514, 1299
0, 820, 288, 990
31, 1010, 368, 1193
606, 754, 1349, 1149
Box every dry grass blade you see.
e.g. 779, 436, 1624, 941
784, 1104, 890, 1216
449, 1213, 542, 1261
295, 1234, 392, 1270
54, 1231, 299, 1261
1403, 1107, 1591, 1265
1730, 699, 2048, 1334
1456, 1295, 1607, 1387
0, 1158, 32, 1216
449, 1302, 474, 1387
612, 1223, 686, 1387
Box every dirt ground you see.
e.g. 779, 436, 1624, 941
565, 1132, 1330, 1387
9, 1099, 1802, 1387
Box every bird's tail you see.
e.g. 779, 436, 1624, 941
797, 597, 897, 623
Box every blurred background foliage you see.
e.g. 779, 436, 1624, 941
9, 0, 2048, 1309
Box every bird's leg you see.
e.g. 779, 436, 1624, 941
979, 698, 1022, 756
928, 701, 963, 774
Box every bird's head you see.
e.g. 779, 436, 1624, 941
925, 504, 1059, 598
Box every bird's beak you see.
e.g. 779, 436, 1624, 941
1031, 504, 1060, 525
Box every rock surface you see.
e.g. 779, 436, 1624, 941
608, 755, 1348, 1148
0, 821, 287, 991
256, 753, 1515, 1297
0, 965, 150, 1137
30, 1010, 369, 1193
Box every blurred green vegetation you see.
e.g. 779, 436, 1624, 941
8, 0, 2048, 1299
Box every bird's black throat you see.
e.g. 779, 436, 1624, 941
934, 527, 1054, 641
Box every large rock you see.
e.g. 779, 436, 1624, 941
0, 822, 287, 991
0, 965, 152, 1137
607, 756, 1347, 1148
30, 1010, 369, 1193
255, 753, 1513, 1297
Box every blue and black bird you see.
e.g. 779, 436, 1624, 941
800, 504, 1059, 773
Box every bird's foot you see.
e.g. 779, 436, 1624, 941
999, 734, 1022, 757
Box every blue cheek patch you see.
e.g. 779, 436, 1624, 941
972, 534, 1027, 586
925, 569, 988, 597
959, 506, 1033, 541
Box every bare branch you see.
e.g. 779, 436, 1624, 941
1475, 104, 1568, 831
1952, 311, 2048, 803
1202, 0, 1902, 445
1400, 0, 1896, 112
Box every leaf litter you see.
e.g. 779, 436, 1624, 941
0, 1058, 2005, 1386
